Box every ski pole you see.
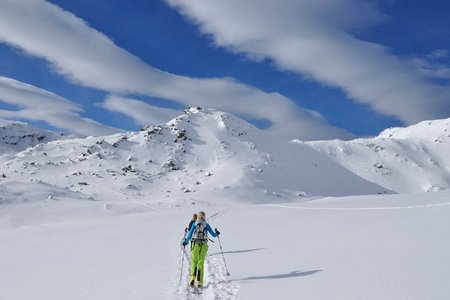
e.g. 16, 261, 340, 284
217, 234, 230, 276
179, 230, 188, 285
179, 244, 185, 285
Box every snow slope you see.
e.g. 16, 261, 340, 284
308, 118, 450, 193
1, 191, 449, 299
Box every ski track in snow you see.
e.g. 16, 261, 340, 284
262, 201, 450, 211
173, 208, 238, 300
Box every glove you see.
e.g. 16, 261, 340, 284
182, 241, 188, 247
184, 227, 188, 233
215, 228, 220, 236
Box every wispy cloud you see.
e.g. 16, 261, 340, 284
409, 50, 450, 82
0, 0, 352, 140
0, 76, 121, 136
165, 0, 450, 125
101, 95, 181, 126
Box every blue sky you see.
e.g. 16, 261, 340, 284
0, 0, 449, 140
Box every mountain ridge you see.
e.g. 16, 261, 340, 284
0, 107, 386, 209
308, 118, 450, 193
0, 121, 63, 154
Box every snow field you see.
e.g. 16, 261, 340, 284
227, 192, 450, 300
2, 191, 450, 299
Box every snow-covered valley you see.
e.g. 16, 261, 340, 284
1, 108, 450, 299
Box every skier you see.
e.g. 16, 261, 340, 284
185, 214, 197, 234
182, 211, 220, 290
185, 213, 197, 250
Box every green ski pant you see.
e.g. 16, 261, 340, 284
190, 241, 208, 285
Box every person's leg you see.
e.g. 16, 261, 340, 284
197, 243, 209, 286
190, 242, 200, 283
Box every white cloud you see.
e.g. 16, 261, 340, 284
165, 0, 450, 125
410, 58, 450, 82
409, 50, 450, 82
101, 95, 182, 126
0, 0, 352, 140
426, 50, 449, 60
0, 76, 121, 136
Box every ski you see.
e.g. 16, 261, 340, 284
190, 286, 203, 294
189, 282, 209, 294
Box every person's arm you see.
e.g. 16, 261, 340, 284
185, 222, 195, 243
186, 220, 194, 232
206, 223, 217, 238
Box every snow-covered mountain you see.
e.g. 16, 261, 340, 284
0, 108, 386, 211
308, 118, 450, 193
0, 120, 63, 154
2, 110, 450, 300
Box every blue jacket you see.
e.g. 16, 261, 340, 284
185, 221, 217, 243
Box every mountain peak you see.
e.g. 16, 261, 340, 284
309, 117, 450, 193
379, 118, 450, 141
0, 121, 63, 153
0, 109, 385, 207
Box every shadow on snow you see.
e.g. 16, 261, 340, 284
236, 270, 322, 281
210, 248, 265, 256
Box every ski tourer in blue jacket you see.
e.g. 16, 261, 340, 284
182, 211, 220, 288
